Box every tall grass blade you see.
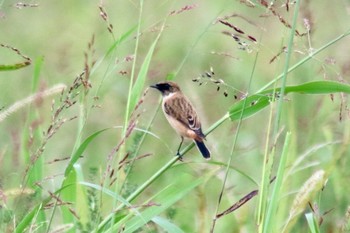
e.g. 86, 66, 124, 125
64, 128, 110, 177
228, 81, 350, 121
128, 38, 158, 118
263, 132, 291, 233
305, 212, 320, 233
107, 174, 206, 233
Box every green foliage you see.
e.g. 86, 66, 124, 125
305, 212, 321, 233
229, 81, 350, 121
1, 1, 350, 233
105, 174, 206, 232
0, 44, 31, 71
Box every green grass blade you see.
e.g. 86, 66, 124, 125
106, 26, 138, 57
92, 26, 138, 74
0, 44, 32, 71
96, 155, 178, 231
14, 185, 73, 233
228, 81, 350, 121
75, 165, 90, 229
262, 81, 350, 95
79, 182, 134, 208
0, 62, 30, 71
123, 0, 145, 130
18, 55, 47, 230
61, 166, 78, 232
305, 212, 320, 233
64, 128, 110, 177
128, 38, 158, 118
152, 216, 185, 233
14, 204, 44, 233
108, 175, 206, 233
31, 56, 44, 92
229, 94, 272, 121
263, 132, 291, 233
188, 161, 258, 186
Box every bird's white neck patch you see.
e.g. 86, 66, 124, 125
163, 92, 175, 100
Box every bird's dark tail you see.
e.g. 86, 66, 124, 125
195, 140, 211, 159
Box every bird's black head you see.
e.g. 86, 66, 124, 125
150, 81, 181, 96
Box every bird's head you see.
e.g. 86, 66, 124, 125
150, 81, 181, 96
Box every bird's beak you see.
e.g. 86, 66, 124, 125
150, 84, 158, 89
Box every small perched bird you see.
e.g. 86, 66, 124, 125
150, 81, 210, 159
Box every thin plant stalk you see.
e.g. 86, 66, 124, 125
258, 0, 300, 231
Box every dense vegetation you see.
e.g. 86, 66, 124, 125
1, 1, 350, 232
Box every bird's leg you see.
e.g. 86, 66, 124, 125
176, 136, 184, 161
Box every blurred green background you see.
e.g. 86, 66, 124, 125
1, 0, 350, 232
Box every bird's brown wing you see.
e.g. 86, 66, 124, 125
164, 95, 205, 138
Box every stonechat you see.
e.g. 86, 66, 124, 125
150, 81, 211, 159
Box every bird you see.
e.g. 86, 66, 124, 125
150, 81, 210, 159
